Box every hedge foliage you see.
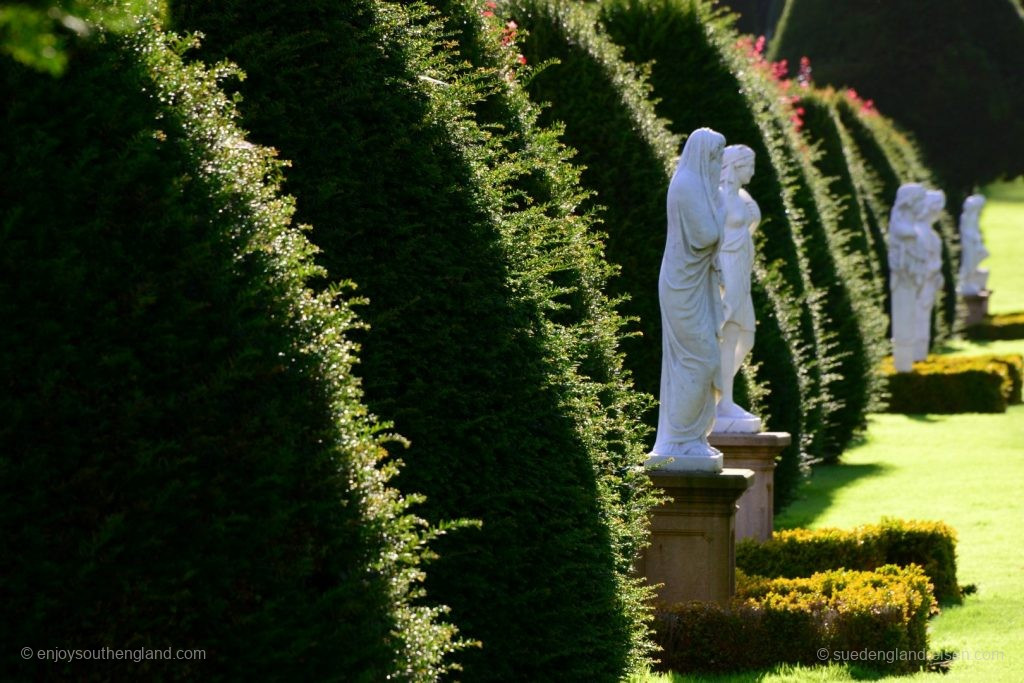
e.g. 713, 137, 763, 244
0, 0, 156, 74
771, 0, 1024, 192
832, 94, 959, 344
1, 22, 459, 682
882, 354, 1022, 414
595, 0, 891, 462
736, 518, 961, 603
654, 565, 934, 675
172, 0, 659, 678
965, 312, 1024, 341
509, 0, 843, 508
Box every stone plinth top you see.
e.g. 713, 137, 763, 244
709, 431, 791, 449
647, 467, 754, 492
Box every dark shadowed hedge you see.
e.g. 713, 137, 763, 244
508, 0, 833, 507
0, 23, 457, 682
595, 0, 883, 464
171, 0, 658, 679
771, 0, 1024, 193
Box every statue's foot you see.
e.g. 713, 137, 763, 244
717, 400, 757, 420
714, 401, 762, 434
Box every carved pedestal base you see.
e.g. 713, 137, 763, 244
709, 431, 791, 542
963, 290, 991, 327
639, 468, 753, 607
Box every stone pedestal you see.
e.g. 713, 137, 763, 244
963, 290, 991, 327
639, 468, 754, 607
709, 431, 791, 542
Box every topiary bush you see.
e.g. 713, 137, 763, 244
655, 565, 935, 675
171, 0, 659, 678
833, 93, 959, 344
771, 0, 1024, 193
509, 0, 836, 507
736, 518, 961, 603
0, 21, 458, 682
882, 354, 1019, 414
965, 312, 1024, 341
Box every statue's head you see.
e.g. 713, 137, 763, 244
964, 194, 986, 214
894, 183, 927, 217
679, 127, 726, 187
721, 144, 756, 187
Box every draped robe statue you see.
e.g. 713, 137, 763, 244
714, 144, 761, 433
957, 194, 989, 296
914, 189, 946, 361
888, 183, 927, 372
650, 128, 727, 471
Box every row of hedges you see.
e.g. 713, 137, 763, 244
771, 0, 1024, 193
833, 94, 960, 344
883, 354, 1023, 414
1, 20, 457, 681
965, 312, 1024, 340
655, 565, 935, 675
171, 0, 659, 678
736, 518, 961, 603
574, 0, 891, 463
510, 0, 824, 507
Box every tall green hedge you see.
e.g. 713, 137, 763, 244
1, 23, 457, 682
508, 0, 827, 507
171, 0, 658, 678
834, 96, 959, 343
771, 0, 1024, 193
598, 0, 891, 458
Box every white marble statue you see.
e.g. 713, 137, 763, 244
913, 189, 945, 361
958, 194, 989, 296
714, 144, 762, 433
651, 128, 727, 471
888, 183, 927, 372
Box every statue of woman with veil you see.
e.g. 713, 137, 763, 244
650, 128, 727, 471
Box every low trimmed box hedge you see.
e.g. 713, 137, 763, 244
964, 311, 1024, 341
654, 565, 934, 675
736, 518, 960, 603
882, 354, 1022, 413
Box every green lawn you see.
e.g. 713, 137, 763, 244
981, 179, 1024, 315
640, 187, 1024, 681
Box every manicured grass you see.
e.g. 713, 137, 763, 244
981, 179, 1024, 315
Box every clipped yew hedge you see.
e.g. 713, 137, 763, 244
736, 518, 961, 603
509, 0, 836, 506
598, 0, 890, 462
655, 565, 934, 675
834, 96, 959, 343
172, 0, 658, 678
1, 23, 457, 682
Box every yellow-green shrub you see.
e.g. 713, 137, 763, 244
736, 518, 960, 603
882, 354, 1021, 413
654, 565, 934, 675
965, 312, 1024, 341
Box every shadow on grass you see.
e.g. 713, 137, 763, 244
905, 414, 942, 423
650, 662, 892, 682
775, 462, 892, 530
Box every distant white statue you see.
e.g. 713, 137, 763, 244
651, 128, 727, 471
913, 189, 945, 361
958, 194, 989, 296
714, 144, 762, 433
888, 183, 927, 372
